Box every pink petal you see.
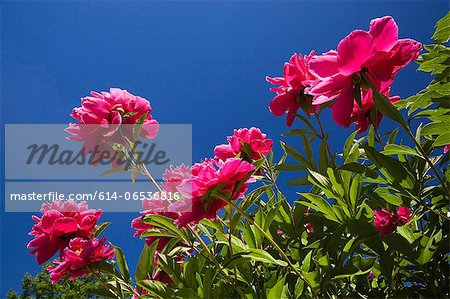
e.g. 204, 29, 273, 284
141, 119, 159, 139
331, 85, 354, 128
53, 217, 78, 233
214, 144, 234, 160
268, 92, 295, 117
308, 50, 339, 79
337, 30, 377, 76
369, 16, 398, 52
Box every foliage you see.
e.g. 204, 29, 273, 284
7, 264, 111, 299
22, 12, 450, 299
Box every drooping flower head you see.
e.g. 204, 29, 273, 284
69, 88, 159, 138
307, 16, 421, 129
214, 127, 273, 161
28, 200, 102, 265
373, 206, 412, 236
48, 236, 115, 284
170, 158, 255, 227
267, 52, 318, 126
66, 88, 159, 165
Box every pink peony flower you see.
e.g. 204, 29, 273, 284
66, 88, 159, 166
214, 127, 273, 161
373, 208, 396, 236
267, 52, 318, 127
28, 200, 102, 265
170, 158, 255, 227
48, 236, 115, 284
373, 206, 411, 236
69, 88, 159, 138
307, 16, 421, 128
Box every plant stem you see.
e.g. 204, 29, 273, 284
314, 113, 333, 159
140, 163, 164, 194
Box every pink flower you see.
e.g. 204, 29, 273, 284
267, 52, 318, 126
162, 164, 192, 193
373, 208, 396, 236
214, 127, 273, 161
48, 236, 115, 284
170, 158, 255, 227
350, 88, 400, 133
373, 206, 412, 236
307, 16, 421, 128
69, 88, 159, 137
66, 88, 159, 165
28, 200, 102, 265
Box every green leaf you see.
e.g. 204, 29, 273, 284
375, 188, 403, 206
281, 142, 313, 168
143, 214, 189, 244
136, 279, 170, 298
298, 193, 341, 223
372, 88, 406, 125
87, 287, 117, 298
417, 230, 443, 265
382, 144, 421, 157
422, 121, 450, 135
432, 11, 450, 43
114, 246, 131, 283
135, 242, 158, 282
362, 144, 414, 189
240, 248, 288, 266
354, 83, 363, 109
333, 256, 375, 279
433, 132, 450, 147
338, 163, 378, 179
267, 275, 288, 299
307, 169, 332, 190
302, 271, 320, 290
287, 177, 310, 186
92, 222, 111, 238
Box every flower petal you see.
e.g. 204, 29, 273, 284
337, 30, 377, 76
369, 16, 398, 52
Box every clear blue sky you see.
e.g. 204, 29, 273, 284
1, 0, 447, 295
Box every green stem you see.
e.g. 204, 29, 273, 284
314, 113, 333, 159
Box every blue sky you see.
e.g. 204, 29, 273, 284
1, 0, 447, 295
